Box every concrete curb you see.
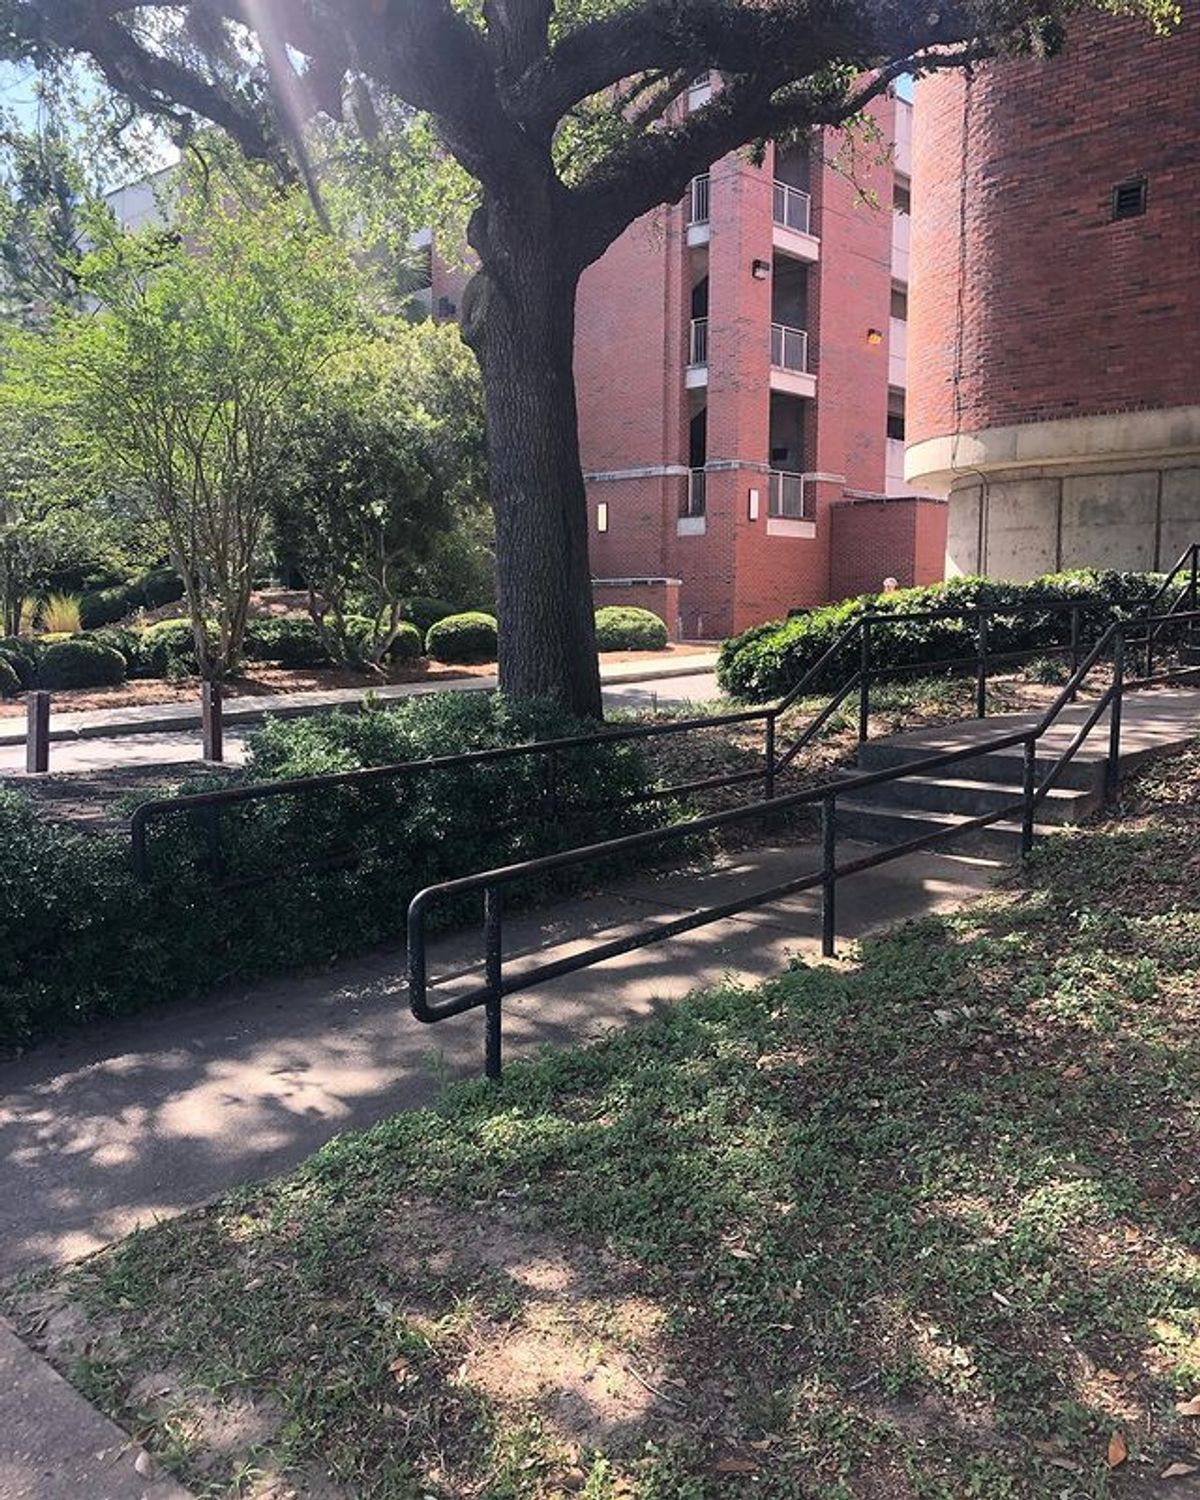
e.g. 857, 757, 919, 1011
0, 655, 720, 748
0, 1319, 196, 1500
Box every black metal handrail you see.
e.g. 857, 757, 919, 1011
129, 582, 1198, 884
407, 609, 1200, 1079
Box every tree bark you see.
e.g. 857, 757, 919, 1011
462, 188, 602, 719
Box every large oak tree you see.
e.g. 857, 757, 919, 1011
0, 0, 1170, 715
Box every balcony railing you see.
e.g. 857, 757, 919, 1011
770, 321, 808, 373
681, 468, 706, 518
689, 316, 709, 366
772, 181, 812, 236
688, 174, 710, 226
768, 470, 814, 520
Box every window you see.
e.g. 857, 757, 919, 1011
887, 388, 906, 442
1111, 177, 1147, 221
893, 178, 911, 214
890, 286, 908, 321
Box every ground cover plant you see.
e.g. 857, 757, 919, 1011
9, 741, 1200, 1499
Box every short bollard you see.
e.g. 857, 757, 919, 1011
25, 691, 50, 774
201, 680, 224, 763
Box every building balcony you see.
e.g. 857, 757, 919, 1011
686, 316, 708, 387
769, 321, 816, 397
772, 181, 819, 262
678, 468, 707, 533
768, 470, 816, 521
687, 174, 711, 247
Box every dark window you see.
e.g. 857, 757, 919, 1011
1111, 178, 1147, 221
890, 286, 908, 321
887, 388, 906, 442
893, 179, 911, 214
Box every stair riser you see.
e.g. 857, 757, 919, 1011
836, 806, 1030, 861
857, 742, 1105, 793
849, 781, 1100, 825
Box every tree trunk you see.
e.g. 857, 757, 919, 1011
463, 190, 602, 720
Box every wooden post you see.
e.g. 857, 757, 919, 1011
25, 691, 50, 774
201, 680, 223, 763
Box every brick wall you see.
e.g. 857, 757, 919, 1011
829, 496, 948, 599
909, 12, 1200, 445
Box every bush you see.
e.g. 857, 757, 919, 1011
594, 606, 669, 652
88, 626, 142, 671
717, 569, 1167, 702
343, 617, 424, 666
425, 611, 498, 664
402, 596, 458, 637
0, 694, 662, 1047
39, 593, 82, 634
37, 637, 126, 690
79, 567, 185, 629
0, 655, 20, 698
136, 620, 207, 679
0, 637, 39, 688
244, 617, 332, 668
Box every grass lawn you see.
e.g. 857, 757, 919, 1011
7, 743, 1200, 1500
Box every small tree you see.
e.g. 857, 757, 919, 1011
274, 323, 489, 666
51, 173, 357, 679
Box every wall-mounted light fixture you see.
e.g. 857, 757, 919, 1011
748, 487, 760, 521
596, 502, 609, 533
866, 327, 884, 345
751, 258, 771, 280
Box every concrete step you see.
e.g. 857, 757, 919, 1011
835, 799, 1035, 861
856, 735, 1107, 793
848, 772, 1099, 825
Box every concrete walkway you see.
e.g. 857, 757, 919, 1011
0, 651, 720, 749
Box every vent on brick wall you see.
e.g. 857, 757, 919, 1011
1111, 178, 1147, 221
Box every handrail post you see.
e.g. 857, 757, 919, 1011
1106, 629, 1125, 804
821, 795, 837, 957
764, 710, 776, 799
484, 886, 504, 1080
1068, 606, 1081, 701
25, 690, 50, 774
975, 611, 989, 719
858, 619, 871, 744
1021, 738, 1037, 858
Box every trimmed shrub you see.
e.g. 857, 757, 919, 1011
594, 606, 670, 652
244, 617, 332, 668
717, 569, 1167, 702
342, 616, 425, 667
402, 596, 458, 637
88, 626, 142, 671
425, 611, 498, 664
37, 638, 126, 690
79, 567, 185, 629
0, 693, 662, 1047
0, 654, 20, 698
0, 637, 39, 688
136, 620, 207, 679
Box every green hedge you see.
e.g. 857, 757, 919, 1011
243, 617, 331, 668
37, 638, 126, 690
0, 655, 20, 698
402, 597, 459, 637
425, 611, 498, 664
594, 606, 670, 651
136, 620, 208, 679
79, 566, 184, 629
0, 637, 37, 688
717, 569, 1167, 702
343, 617, 424, 666
0, 693, 662, 1048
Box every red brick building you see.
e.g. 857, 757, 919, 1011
906, 13, 1200, 578
575, 83, 946, 640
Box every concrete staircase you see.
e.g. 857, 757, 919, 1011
833, 688, 1200, 862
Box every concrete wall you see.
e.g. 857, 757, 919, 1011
945, 466, 1200, 579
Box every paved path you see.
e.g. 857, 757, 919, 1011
0, 666, 722, 776
0, 839, 998, 1277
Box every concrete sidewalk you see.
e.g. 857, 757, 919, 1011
0, 651, 720, 748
